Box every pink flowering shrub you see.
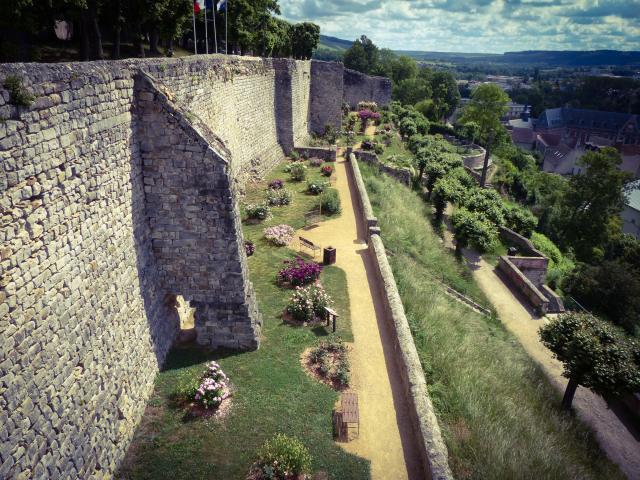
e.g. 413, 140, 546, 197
287, 282, 333, 322
358, 109, 381, 122
278, 258, 322, 286
264, 224, 295, 246
192, 361, 230, 410
309, 157, 324, 167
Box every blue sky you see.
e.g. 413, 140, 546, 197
278, 0, 640, 53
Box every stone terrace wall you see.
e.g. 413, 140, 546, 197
309, 60, 343, 135
0, 55, 389, 479
343, 68, 392, 109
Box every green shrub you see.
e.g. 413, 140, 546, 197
307, 180, 327, 195
3, 75, 34, 107
289, 150, 300, 161
266, 188, 292, 206
531, 232, 575, 289
321, 188, 341, 215
256, 433, 312, 479
505, 204, 538, 237
289, 162, 307, 181
245, 202, 271, 221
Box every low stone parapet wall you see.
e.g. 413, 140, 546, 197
293, 145, 337, 161
352, 149, 412, 186
497, 256, 549, 315
349, 154, 453, 480
499, 226, 545, 257
460, 144, 487, 169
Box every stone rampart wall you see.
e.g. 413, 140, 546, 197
0, 55, 388, 479
497, 256, 549, 314
343, 68, 392, 109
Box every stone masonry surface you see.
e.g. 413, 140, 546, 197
0, 55, 391, 479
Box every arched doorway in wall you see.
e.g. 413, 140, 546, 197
166, 293, 197, 343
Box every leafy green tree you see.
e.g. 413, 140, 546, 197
393, 78, 431, 105
564, 261, 640, 335
432, 175, 469, 223
291, 22, 319, 59
462, 187, 506, 227
391, 55, 418, 84
343, 35, 379, 74
451, 208, 498, 256
459, 84, 510, 186
504, 204, 538, 237
424, 152, 463, 199
424, 70, 460, 120
398, 117, 417, 138
539, 312, 640, 410
556, 148, 632, 261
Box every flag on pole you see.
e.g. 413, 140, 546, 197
218, 0, 227, 11
194, 0, 205, 14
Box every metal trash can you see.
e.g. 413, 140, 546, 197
323, 246, 336, 265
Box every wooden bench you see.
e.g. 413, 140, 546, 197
299, 236, 321, 258
333, 392, 359, 441
304, 211, 322, 227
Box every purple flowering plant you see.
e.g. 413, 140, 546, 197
192, 361, 230, 410
278, 258, 322, 287
358, 109, 381, 122
245, 240, 255, 257
268, 179, 284, 190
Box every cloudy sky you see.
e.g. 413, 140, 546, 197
278, 0, 640, 53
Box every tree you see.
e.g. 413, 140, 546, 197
423, 152, 463, 200
504, 204, 538, 237
391, 55, 418, 84
393, 78, 431, 105
461, 187, 506, 227
556, 148, 632, 261
451, 208, 498, 256
432, 175, 469, 223
539, 312, 640, 410
459, 84, 510, 187
291, 22, 319, 59
343, 35, 379, 74
424, 70, 460, 120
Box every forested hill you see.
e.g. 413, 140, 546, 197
317, 35, 640, 67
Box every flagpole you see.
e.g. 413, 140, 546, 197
212, 1, 217, 53
192, 4, 197, 54
225, 0, 228, 54
204, 3, 209, 54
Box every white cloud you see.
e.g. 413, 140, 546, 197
278, 0, 640, 52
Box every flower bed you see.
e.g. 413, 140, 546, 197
246, 203, 272, 221
287, 282, 333, 323
245, 240, 256, 257
278, 258, 322, 287
266, 188, 292, 206
305, 337, 350, 389
248, 433, 312, 480
264, 224, 295, 246
289, 163, 307, 181
190, 361, 231, 411
321, 165, 333, 177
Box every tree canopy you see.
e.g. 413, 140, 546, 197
539, 312, 640, 410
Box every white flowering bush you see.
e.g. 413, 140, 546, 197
264, 224, 295, 246
192, 361, 230, 410
287, 282, 333, 322
245, 202, 272, 221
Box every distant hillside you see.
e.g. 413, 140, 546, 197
316, 34, 640, 67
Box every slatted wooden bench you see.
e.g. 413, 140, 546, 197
299, 236, 321, 258
304, 211, 322, 227
333, 392, 359, 441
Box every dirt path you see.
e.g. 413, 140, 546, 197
292, 146, 423, 479
442, 205, 640, 480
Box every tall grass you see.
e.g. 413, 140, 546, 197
361, 164, 623, 480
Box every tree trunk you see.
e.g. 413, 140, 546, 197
480, 145, 491, 187
149, 30, 160, 55
455, 240, 463, 257
561, 377, 579, 410
88, 0, 104, 59
112, 0, 121, 59
134, 32, 145, 58
112, 24, 121, 59
80, 11, 91, 61
166, 38, 174, 57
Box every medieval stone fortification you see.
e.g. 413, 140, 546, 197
0, 55, 391, 478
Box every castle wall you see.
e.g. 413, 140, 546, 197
343, 68, 392, 109
0, 55, 390, 479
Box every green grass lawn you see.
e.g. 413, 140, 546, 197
360, 164, 624, 480
117, 159, 367, 480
